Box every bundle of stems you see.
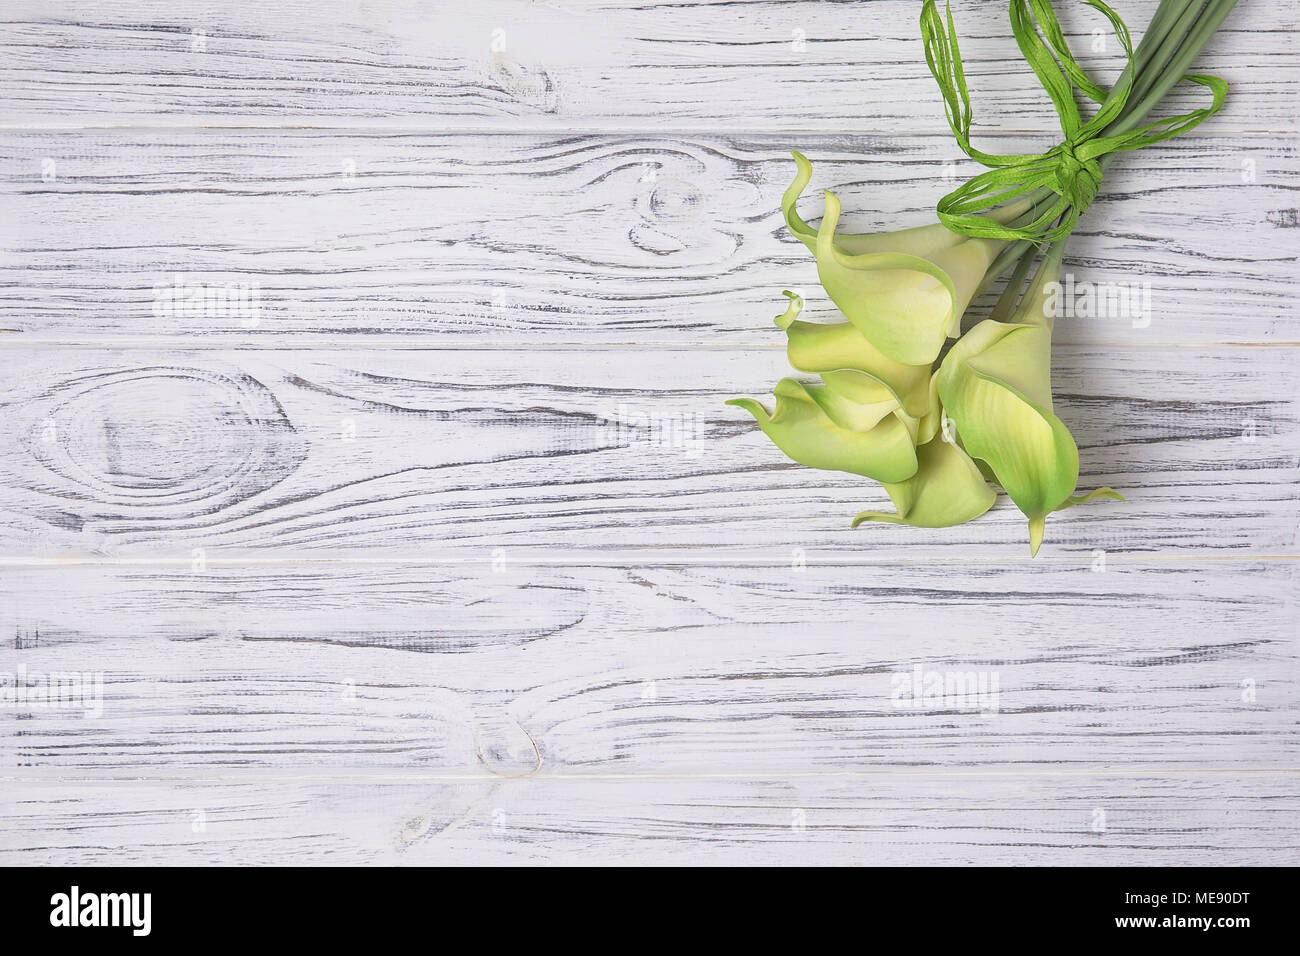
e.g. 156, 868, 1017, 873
992, 0, 1239, 294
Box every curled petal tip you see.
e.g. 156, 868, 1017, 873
725, 397, 768, 422
773, 290, 803, 330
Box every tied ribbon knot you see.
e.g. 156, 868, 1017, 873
921, 0, 1228, 243
1052, 139, 1101, 207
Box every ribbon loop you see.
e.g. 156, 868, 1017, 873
921, 0, 1228, 243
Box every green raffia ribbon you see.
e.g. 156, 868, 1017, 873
921, 0, 1228, 242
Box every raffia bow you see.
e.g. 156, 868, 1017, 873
921, 0, 1228, 242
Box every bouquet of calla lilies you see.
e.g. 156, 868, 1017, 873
729, 0, 1236, 555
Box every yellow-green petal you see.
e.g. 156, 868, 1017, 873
782, 150, 966, 258
797, 369, 902, 434
852, 435, 996, 528
773, 291, 931, 415
727, 377, 919, 483
814, 190, 1004, 366
1027, 487, 1125, 554
937, 320, 1080, 544
915, 371, 944, 446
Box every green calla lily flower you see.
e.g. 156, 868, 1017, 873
853, 433, 997, 529
936, 248, 1121, 554
782, 151, 1016, 367
726, 371, 920, 484
729, 291, 941, 483
782, 151, 1034, 259
783, 151, 968, 259
773, 290, 931, 418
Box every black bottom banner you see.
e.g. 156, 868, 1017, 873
0, 865, 1289, 943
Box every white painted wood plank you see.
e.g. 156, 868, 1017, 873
0, 346, 1293, 560
2, 0, 1296, 868
1, 131, 1293, 345
1, 0, 1292, 133
1, 561, 1293, 773
3, 773, 1296, 865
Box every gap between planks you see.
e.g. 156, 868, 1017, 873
2, 554, 1297, 568
1, 124, 1294, 136
2, 339, 1298, 351
5, 767, 1299, 784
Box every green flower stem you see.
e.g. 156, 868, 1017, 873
977, 193, 1066, 297
1129, 0, 1195, 78
1098, 0, 1215, 121
990, 0, 1236, 277
1117, 0, 1208, 109
983, 240, 1033, 291
987, 242, 1043, 324
1107, 0, 1238, 136
955, 0, 1235, 293
921, 0, 1231, 243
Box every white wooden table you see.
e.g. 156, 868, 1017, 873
0, 0, 1296, 865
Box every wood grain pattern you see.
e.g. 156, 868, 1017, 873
1, 0, 1297, 866
4, 774, 1296, 866
1, 561, 1294, 775
1, 0, 1294, 133
1, 131, 1294, 345
0, 345, 1294, 560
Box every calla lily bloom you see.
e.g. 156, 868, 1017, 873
782, 151, 1021, 366
726, 375, 920, 484
783, 151, 969, 259
853, 432, 997, 529
773, 290, 930, 418
936, 247, 1121, 554
727, 293, 932, 484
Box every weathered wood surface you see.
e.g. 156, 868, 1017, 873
0, 0, 1294, 133
4, 774, 1296, 866
0, 0, 1296, 865
1, 131, 1294, 346
1, 561, 1294, 775
0, 346, 1294, 559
